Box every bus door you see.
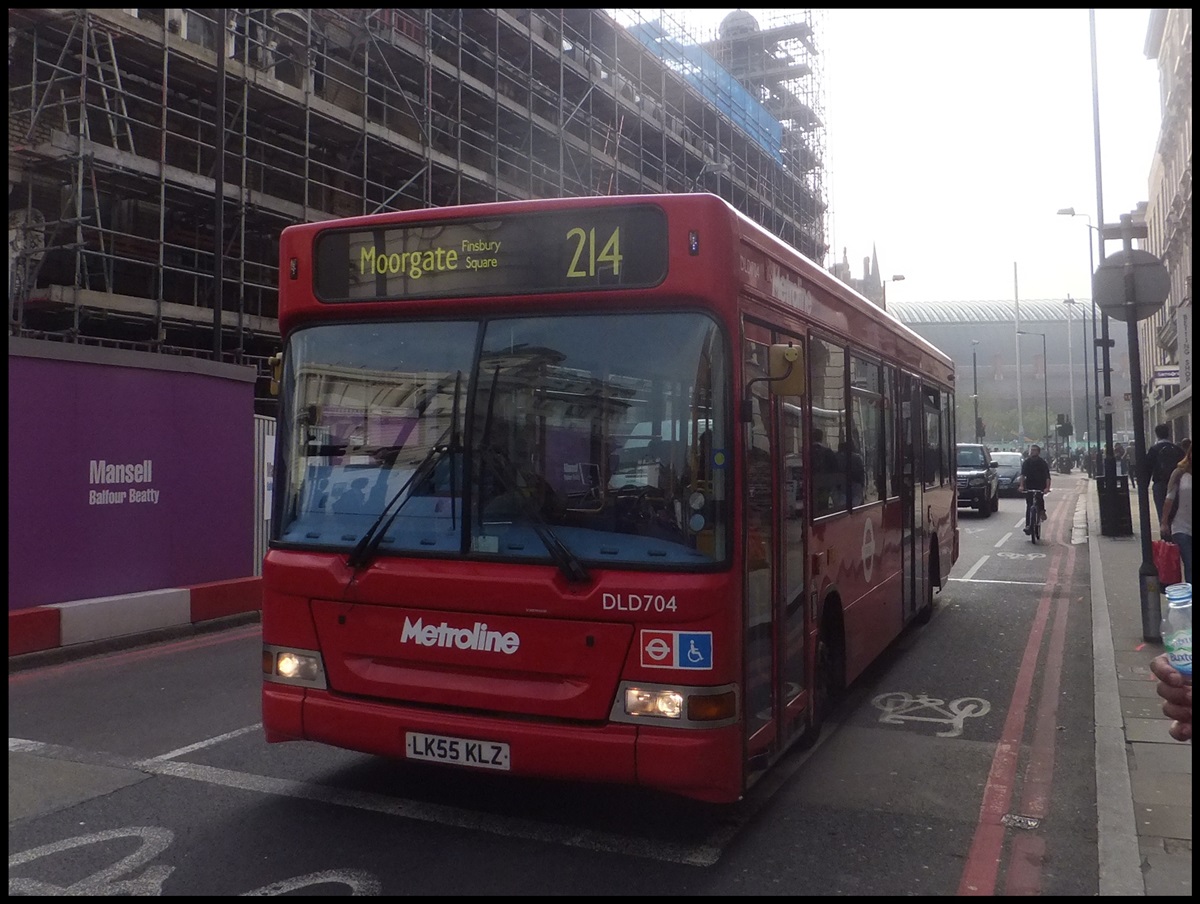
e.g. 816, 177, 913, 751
743, 329, 777, 765
743, 326, 808, 768
776, 364, 807, 747
899, 372, 926, 621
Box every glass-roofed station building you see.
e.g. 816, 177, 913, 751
888, 299, 1129, 450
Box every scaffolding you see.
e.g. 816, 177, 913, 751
7, 8, 828, 410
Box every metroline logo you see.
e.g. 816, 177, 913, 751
400, 617, 520, 655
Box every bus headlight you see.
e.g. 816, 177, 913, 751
611, 681, 738, 728
625, 686, 684, 718
262, 645, 327, 688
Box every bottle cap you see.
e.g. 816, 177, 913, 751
1164, 582, 1191, 600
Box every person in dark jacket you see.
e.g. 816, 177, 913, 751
1018, 444, 1051, 533
1143, 423, 1184, 521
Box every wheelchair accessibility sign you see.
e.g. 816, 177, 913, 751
640, 630, 713, 669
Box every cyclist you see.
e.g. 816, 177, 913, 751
1018, 444, 1052, 534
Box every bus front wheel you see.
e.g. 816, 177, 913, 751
802, 610, 845, 748
915, 571, 934, 625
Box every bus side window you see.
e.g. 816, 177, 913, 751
850, 354, 883, 506
810, 335, 847, 516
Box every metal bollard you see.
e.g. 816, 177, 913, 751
1139, 563, 1163, 643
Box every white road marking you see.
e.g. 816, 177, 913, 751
143, 758, 728, 864
948, 578, 1046, 585
141, 724, 262, 763
7, 825, 382, 895
960, 555, 989, 581
872, 693, 991, 738
996, 533, 1013, 546
10, 735, 749, 867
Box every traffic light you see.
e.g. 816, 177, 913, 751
976, 417, 985, 438
1056, 414, 1072, 437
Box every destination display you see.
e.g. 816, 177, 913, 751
314, 204, 669, 301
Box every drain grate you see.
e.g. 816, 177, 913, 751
1001, 814, 1041, 830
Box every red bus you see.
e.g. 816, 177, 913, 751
262, 193, 958, 803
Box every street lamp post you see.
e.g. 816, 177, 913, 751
1058, 207, 1109, 475
880, 273, 905, 311
1063, 295, 1077, 451
1017, 330, 1050, 454
971, 339, 981, 442
1013, 263, 1024, 445
1064, 295, 1089, 467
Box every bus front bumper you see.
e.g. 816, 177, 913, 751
263, 683, 744, 803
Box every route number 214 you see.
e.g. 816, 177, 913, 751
566, 227, 622, 277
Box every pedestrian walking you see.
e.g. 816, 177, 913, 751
1143, 423, 1184, 521
1161, 444, 1193, 585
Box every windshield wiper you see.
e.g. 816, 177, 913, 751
473, 363, 588, 583
479, 448, 590, 585
346, 371, 462, 571
344, 440, 445, 570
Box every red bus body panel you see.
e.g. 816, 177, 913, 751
310, 601, 633, 719
813, 505, 905, 682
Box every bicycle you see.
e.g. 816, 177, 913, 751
1023, 489, 1048, 543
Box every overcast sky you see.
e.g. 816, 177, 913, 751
655, 8, 1162, 305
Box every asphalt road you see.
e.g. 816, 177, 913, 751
8, 483, 1101, 895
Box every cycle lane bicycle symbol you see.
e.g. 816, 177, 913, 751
8, 826, 382, 896
871, 692, 991, 738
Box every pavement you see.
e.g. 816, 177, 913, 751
7, 476, 1191, 894
1085, 472, 1192, 896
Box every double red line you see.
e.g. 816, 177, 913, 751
958, 495, 1080, 895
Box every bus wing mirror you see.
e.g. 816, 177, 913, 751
269, 352, 283, 396
741, 343, 806, 422
767, 344, 805, 396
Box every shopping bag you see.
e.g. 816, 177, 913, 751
1153, 539, 1183, 586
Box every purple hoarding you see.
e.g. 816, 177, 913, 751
8, 339, 258, 611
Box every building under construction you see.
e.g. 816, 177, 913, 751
8, 8, 828, 408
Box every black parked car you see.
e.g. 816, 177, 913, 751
991, 451, 1024, 497
956, 443, 999, 516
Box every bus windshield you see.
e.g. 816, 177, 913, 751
274, 311, 730, 569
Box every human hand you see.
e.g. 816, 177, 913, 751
1150, 653, 1192, 742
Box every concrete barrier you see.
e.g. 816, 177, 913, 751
7, 577, 262, 657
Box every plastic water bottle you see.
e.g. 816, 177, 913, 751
1161, 583, 1192, 683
